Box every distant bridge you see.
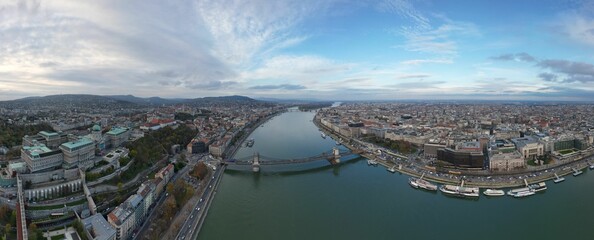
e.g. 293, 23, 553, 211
224, 148, 362, 172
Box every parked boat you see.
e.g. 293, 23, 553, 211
483, 189, 505, 197
409, 178, 438, 191
367, 159, 378, 166
440, 185, 479, 197
507, 187, 536, 198
321, 133, 326, 139
387, 166, 396, 173
528, 182, 547, 192
246, 138, 255, 147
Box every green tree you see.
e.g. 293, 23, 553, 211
28, 223, 40, 240
4, 223, 10, 237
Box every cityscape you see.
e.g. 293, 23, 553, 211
2, 1, 594, 240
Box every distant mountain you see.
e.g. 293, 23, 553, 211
255, 97, 324, 103
0, 94, 137, 109
185, 95, 261, 107
0, 94, 263, 109
106, 95, 186, 105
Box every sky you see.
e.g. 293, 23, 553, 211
1, 0, 594, 101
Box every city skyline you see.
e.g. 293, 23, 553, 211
1, 0, 594, 101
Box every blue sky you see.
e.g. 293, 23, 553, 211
1, 0, 594, 101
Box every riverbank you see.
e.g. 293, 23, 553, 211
313, 117, 594, 189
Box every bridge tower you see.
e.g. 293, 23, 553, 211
332, 147, 341, 164
252, 152, 260, 173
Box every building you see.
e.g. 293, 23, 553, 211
82, 214, 117, 240
437, 142, 485, 168
137, 183, 154, 213
511, 136, 544, 159
209, 141, 225, 158
22, 131, 69, 150
21, 143, 64, 172
423, 143, 446, 158
554, 138, 585, 151
107, 196, 138, 240
106, 127, 130, 148
187, 139, 208, 154
155, 164, 174, 183
60, 138, 95, 169
489, 150, 525, 171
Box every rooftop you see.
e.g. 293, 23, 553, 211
22, 144, 54, 157
106, 127, 129, 136
511, 136, 539, 148
82, 214, 116, 240
61, 138, 93, 150
39, 131, 59, 137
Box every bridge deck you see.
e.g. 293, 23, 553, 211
226, 150, 357, 165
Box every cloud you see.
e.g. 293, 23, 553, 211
249, 84, 306, 90
553, 11, 594, 47
538, 72, 558, 82
242, 55, 351, 82
396, 18, 479, 57
490, 52, 536, 62
0, 0, 334, 98
400, 58, 453, 65
537, 59, 594, 83
395, 74, 431, 79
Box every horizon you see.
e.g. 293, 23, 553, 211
1, 1, 594, 101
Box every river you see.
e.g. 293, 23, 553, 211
198, 109, 594, 240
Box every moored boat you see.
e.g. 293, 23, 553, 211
387, 166, 396, 173
409, 178, 438, 191
512, 189, 535, 198
553, 177, 565, 183
528, 182, 547, 192
440, 185, 479, 197
483, 189, 505, 196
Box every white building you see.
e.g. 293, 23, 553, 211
21, 143, 64, 173
489, 150, 525, 171
511, 136, 544, 159
60, 138, 95, 169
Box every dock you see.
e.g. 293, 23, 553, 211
572, 168, 583, 176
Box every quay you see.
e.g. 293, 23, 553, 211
314, 117, 594, 189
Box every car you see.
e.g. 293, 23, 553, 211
191, 215, 193, 219
200, 198, 203, 202
197, 207, 201, 211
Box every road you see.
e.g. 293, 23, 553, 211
175, 165, 224, 240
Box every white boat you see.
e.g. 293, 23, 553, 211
507, 187, 537, 197
440, 185, 479, 197
507, 187, 530, 196
409, 178, 438, 191
483, 189, 505, 196
367, 159, 378, 166
387, 166, 396, 173
590, 165, 594, 170
321, 133, 326, 139
512, 190, 535, 198
528, 182, 547, 192
335, 141, 341, 145
553, 177, 565, 183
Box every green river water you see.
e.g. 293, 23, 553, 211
198, 109, 594, 240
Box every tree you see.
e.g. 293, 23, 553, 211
166, 182, 174, 194
28, 223, 39, 240
4, 223, 10, 237
117, 182, 123, 193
